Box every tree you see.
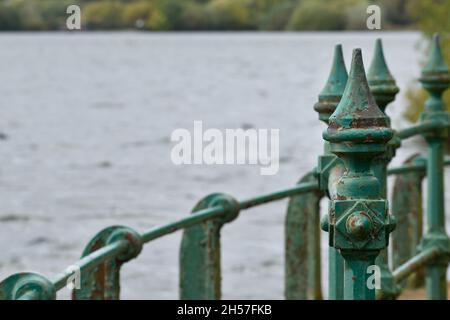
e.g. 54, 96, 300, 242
84, 1, 125, 30
286, 0, 347, 31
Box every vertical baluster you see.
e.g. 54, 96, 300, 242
323, 49, 395, 300
367, 38, 400, 299
392, 154, 426, 289
315, 44, 348, 300
73, 226, 143, 300
179, 193, 239, 299
418, 34, 450, 300
285, 172, 323, 299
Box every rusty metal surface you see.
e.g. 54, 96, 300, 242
285, 172, 323, 300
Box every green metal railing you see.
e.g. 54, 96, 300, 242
1, 34, 449, 300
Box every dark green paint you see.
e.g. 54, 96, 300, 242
285, 172, 323, 300
368, 38, 400, 300
392, 154, 426, 289
418, 34, 450, 300
367, 39, 399, 113
314, 44, 348, 124
179, 193, 239, 300
0, 272, 56, 300
324, 49, 395, 300
73, 226, 143, 300
1, 37, 450, 301
315, 44, 348, 300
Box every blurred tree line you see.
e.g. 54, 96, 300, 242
404, 0, 450, 123
0, 0, 416, 31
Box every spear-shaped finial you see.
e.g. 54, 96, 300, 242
325, 48, 392, 145
314, 44, 348, 124
420, 33, 450, 93
322, 50, 395, 301
367, 39, 399, 113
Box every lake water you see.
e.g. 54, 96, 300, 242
0, 31, 445, 299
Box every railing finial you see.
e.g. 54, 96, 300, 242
420, 33, 450, 94
368, 39, 399, 113
326, 48, 391, 140
314, 44, 348, 124
423, 34, 449, 75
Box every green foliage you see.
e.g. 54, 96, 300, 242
404, 0, 450, 122
259, 1, 297, 31
0, 4, 21, 30
121, 1, 169, 30
287, 1, 346, 31
84, 1, 125, 29
379, 0, 412, 26
404, 88, 427, 123
121, 1, 154, 28
155, 0, 188, 30
408, 0, 450, 35
286, 0, 369, 31
179, 2, 210, 30
205, 0, 255, 30
0, 0, 419, 31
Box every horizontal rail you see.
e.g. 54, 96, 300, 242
396, 121, 448, 140
376, 248, 442, 300
15, 153, 450, 298
392, 248, 441, 283
388, 163, 425, 175
239, 182, 319, 210
52, 240, 129, 291
141, 206, 226, 243
387, 158, 450, 175
48, 181, 318, 292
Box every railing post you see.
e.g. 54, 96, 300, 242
418, 34, 450, 300
285, 172, 323, 299
73, 226, 143, 300
367, 38, 400, 299
179, 193, 239, 299
323, 49, 395, 300
392, 154, 426, 289
315, 44, 348, 300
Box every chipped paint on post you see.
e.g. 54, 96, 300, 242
73, 226, 143, 300
314, 44, 348, 300
418, 34, 450, 300
2, 37, 450, 301
180, 193, 239, 299
392, 154, 426, 289
285, 172, 323, 300
323, 48, 395, 300
368, 38, 400, 300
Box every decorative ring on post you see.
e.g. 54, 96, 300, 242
107, 227, 143, 262
208, 193, 240, 224
0, 272, 56, 300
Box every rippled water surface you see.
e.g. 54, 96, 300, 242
0, 31, 444, 299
